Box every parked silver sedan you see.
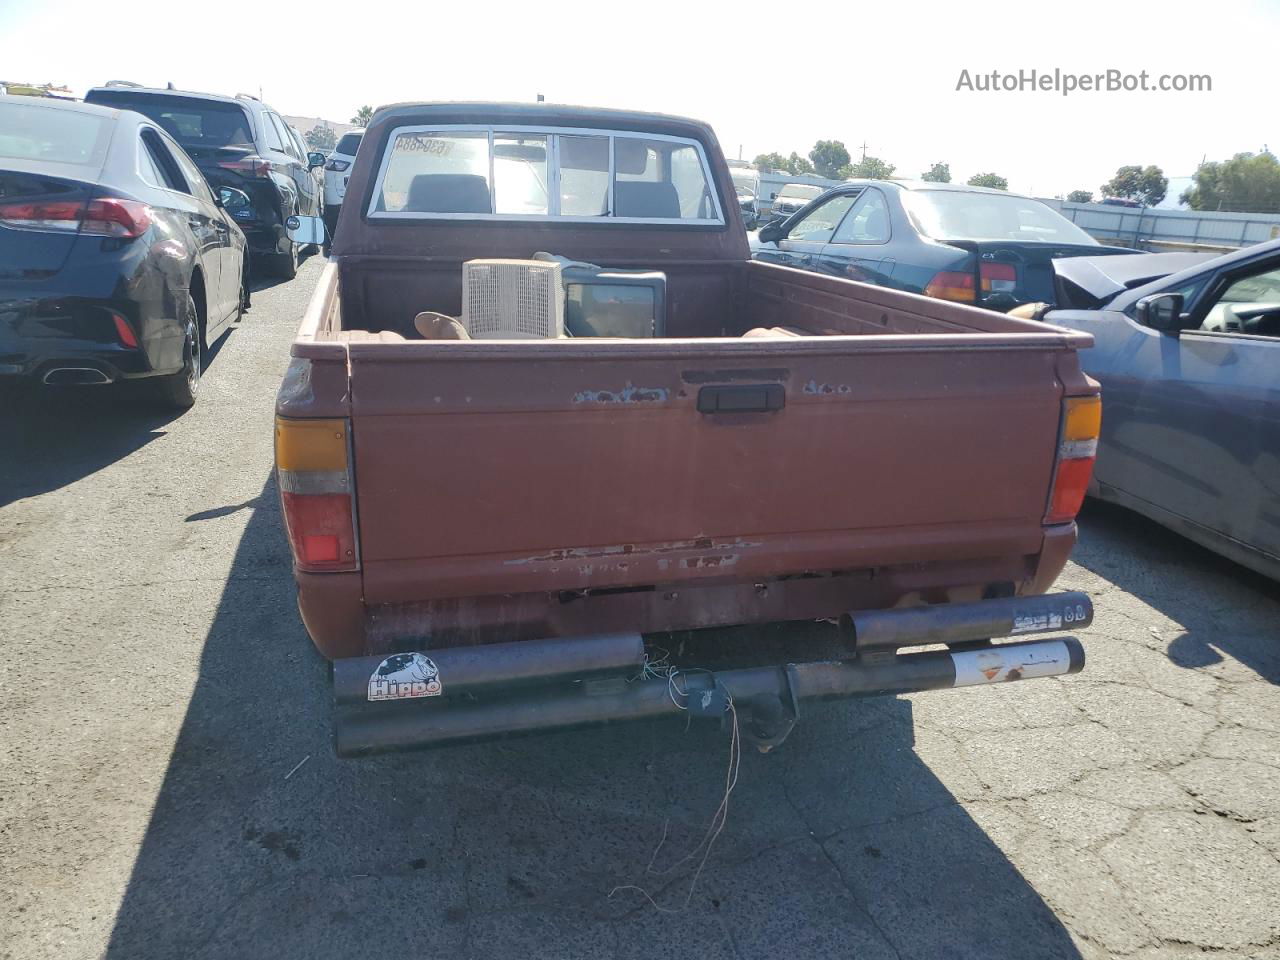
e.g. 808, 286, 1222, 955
1043, 239, 1280, 579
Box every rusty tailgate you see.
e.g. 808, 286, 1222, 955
344, 335, 1067, 605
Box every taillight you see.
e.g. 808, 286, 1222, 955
218, 156, 274, 177
112, 312, 139, 348
0, 196, 151, 238
924, 270, 975, 302
276, 417, 359, 572
980, 261, 1017, 294
1045, 395, 1101, 524
324, 158, 350, 172
0, 199, 85, 232
82, 198, 152, 238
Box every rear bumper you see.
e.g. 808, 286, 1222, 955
332, 591, 1091, 756
0, 295, 179, 382
296, 531, 1078, 661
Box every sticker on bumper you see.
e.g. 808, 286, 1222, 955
368, 652, 442, 701
952, 640, 1071, 686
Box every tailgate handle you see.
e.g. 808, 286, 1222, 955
697, 383, 785, 414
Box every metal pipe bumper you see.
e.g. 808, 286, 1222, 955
334, 635, 1085, 758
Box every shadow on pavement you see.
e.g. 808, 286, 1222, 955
1076, 499, 1280, 684
104, 477, 1081, 959
0, 383, 179, 509
0, 327, 241, 510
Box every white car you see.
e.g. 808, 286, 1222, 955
322, 129, 363, 249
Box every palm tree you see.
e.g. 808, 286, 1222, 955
350, 105, 374, 128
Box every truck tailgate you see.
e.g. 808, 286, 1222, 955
344, 336, 1069, 604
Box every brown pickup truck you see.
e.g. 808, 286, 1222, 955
276, 103, 1100, 756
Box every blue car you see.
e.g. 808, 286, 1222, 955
751, 179, 1135, 311
1046, 239, 1280, 579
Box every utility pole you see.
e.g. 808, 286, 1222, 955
859, 139, 869, 161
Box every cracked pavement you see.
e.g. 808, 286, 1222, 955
1, 256, 1278, 960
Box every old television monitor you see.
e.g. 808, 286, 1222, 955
560, 266, 667, 339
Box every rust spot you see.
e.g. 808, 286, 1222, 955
505, 538, 762, 567
1005, 668, 1023, 681
682, 554, 739, 569
802, 379, 851, 396
573, 382, 668, 405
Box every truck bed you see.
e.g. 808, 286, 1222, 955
284, 259, 1091, 657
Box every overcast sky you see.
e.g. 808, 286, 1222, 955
2, 0, 1274, 198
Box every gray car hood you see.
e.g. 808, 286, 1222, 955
1052, 251, 1215, 306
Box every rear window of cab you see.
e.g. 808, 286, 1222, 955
367, 125, 724, 225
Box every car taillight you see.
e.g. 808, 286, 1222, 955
1045, 395, 1101, 524
324, 158, 350, 172
980, 261, 1018, 294
218, 156, 274, 177
0, 197, 151, 238
924, 270, 975, 302
276, 417, 359, 572
82, 198, 152, 238
112, 312, 139, 348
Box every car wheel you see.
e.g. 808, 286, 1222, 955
151, 294, 201, 409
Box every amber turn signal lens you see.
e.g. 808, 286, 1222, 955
275, 417, 348, 472
1063, 395, 1101, 441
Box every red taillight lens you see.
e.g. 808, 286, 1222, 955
924, 270, 975, 302
980, 261, 1018, 293
0, 197, 150, 238
112, 312, 139, 348
324, 158, 350, 172
276, 416, 359, 572
1045, 395, 1101, 524
218, 156, 273, 177
83, 198, 152, 238
281, 492, 357, 569
0, 199, 87, 232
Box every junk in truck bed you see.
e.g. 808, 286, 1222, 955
275, 102, 1101, 756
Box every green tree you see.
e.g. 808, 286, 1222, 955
787, 152, 814, 176
1181, 151, 1280, 213
304, 124, 336, 151
844, 156, 896, 180
809, 139, 852, 179
1066, 189, 1094, 203
753, 152, 788, 173
351, 105, 374, 127
921, 162, 951, 183
1101, 165, 1168, 207
967, 172, 1009, 190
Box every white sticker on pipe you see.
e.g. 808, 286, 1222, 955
952, 640, 1072, 686
368, 652, 443, 701
1012, 611, 1062, 634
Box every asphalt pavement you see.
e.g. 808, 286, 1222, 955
1, 255, 1278, 960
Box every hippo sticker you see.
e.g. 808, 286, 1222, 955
367, 653, 443, 701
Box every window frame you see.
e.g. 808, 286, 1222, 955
366, 124, 725, 226
139, 127, 190, 195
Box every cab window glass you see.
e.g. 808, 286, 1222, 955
376, 132, 491, 213
493, 134, 548, 215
